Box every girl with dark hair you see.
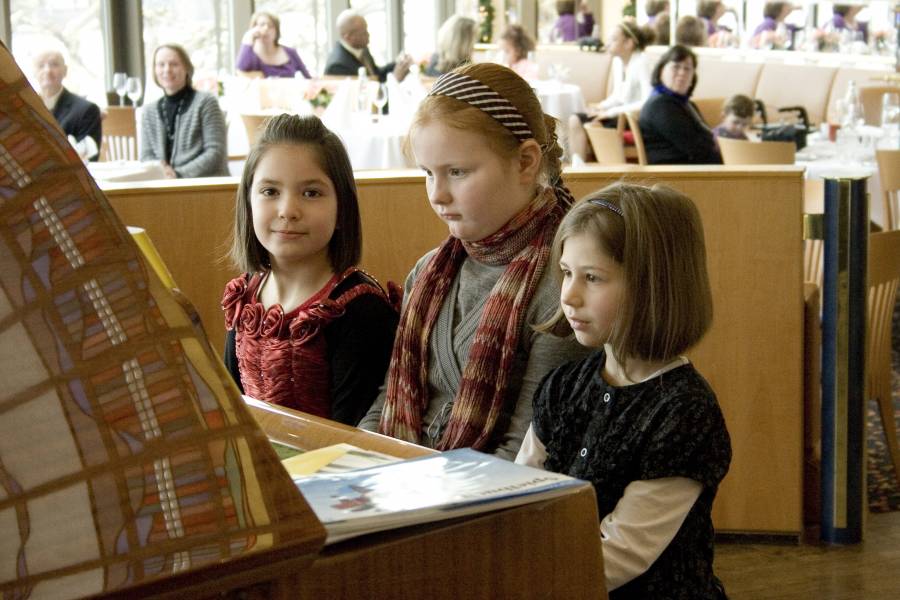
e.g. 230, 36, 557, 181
223, 114, 398, 425
638, 45, 721, 165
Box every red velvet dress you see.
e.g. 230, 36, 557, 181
222, 267, 396, 419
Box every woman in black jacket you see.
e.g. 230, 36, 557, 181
638, 45, 721, 165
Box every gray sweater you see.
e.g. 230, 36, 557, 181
359, 249, 590, 460
139, 90, 228, 178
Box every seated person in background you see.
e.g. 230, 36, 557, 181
325, 9, 411, 83
224, 114, 398, 426
675, 15, 708, 47
644, 0, 670, 26
499, 24, 538, 80
653, 13, 671, 45
553, 0, 594, 42
751, 2, 795, 49
236, 11, 311, 78
140, 44, 228, 178
33, 50, 101, 161
830, 4, 868, 43
567, 20, 655, 161
639, 44, 722, 165
697, 0, 726, 37
711, 94, 754, 140
425, 15, 478, 77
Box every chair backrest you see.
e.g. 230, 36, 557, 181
584, 123, 626, 165
100, 106, 137, 162
241, 114, 271, 148
623, 111, 647, 166
718, 138, 796, 165
692, 97, 726, 128
875, 148, 900, 230
866, 229, 900, 404
858, 85, 900, 126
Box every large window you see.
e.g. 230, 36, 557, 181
11, 0, 105, 106
402, 0, 437, 63
142, 0, 229, 102
255, 0, 329, 75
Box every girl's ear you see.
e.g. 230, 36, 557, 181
517, 139, 542, 184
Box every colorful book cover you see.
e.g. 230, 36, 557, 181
296, 448, 584, 544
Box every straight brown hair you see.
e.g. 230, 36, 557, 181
228, 114, 361, 275
538, 182, 713, 363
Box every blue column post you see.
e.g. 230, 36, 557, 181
820, 176, 868, 544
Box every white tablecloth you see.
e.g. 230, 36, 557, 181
324, 113, 414, 171
88, 160, 166, 182
528, 80, 587, 123
796, 131, 885, 225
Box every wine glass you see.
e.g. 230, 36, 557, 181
881, 92, 900, 144
372, 83, 388, 122
125, 77, 143, 107
112, 72, 127, 106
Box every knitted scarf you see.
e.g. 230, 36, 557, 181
378, 71, 574, 451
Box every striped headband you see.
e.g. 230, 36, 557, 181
588, 198, 624, 216
428, 72, 534, 142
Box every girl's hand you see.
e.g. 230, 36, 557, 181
161, 162, 177, 179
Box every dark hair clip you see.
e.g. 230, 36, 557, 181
588, 198, 624, 217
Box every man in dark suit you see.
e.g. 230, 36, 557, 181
324, 10, 411, 83
34, 50, 102, 161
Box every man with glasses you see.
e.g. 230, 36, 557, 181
324, 9, 411, 83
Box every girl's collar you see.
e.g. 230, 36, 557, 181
652, 83, 690, 103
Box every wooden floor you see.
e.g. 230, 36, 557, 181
715, 511, 900, 599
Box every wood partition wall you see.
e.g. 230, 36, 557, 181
103, 165, 806, 536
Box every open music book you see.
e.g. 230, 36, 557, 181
296, 448, 583, 544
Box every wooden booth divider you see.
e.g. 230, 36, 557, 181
103, 164, 807, 537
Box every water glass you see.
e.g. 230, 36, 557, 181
125, 77, 143, 107
112, 72, 127, 106
372, 84, 388, 122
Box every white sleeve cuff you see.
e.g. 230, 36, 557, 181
514, 424, 547, 469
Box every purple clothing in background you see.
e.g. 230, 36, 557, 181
553, 13, 595, 41
831, 14, 869, 43
236, 44, 311, 78
752, 16, 777, 37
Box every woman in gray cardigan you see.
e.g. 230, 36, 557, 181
140, 44, 228, 179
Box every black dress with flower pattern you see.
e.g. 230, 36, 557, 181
222, 268, 399, 426
533, 350, 731, 600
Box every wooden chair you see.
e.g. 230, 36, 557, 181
100, 106, 137, 161
692, 97, 726, 127
241, 114, 271, 147
866, 230, 900, 483
859, 85, 900, 126
718, 138, 796, 165
584, 122, 626, 165
875, 149, 900, 230
623, 111, 647, 166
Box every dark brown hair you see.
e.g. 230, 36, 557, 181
538, 182, 713, 364
152, 44, 194, 89
500, 24, 536, 63
229, 114, 361, 274
723, 94, 755, 119
619, 20, 656, 51
651, 44, 699, 96
645, 0, 670, 17
408, 62, 563, 188
556, 0, 576, 16
697, 0, 723, 20
675, 15, 707, 47
764, 2, 791, 20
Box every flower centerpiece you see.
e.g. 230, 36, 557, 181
304, 82, 333, 115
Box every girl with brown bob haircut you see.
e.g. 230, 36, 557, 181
223, 114, 398, 426
359, 63, 590, 459
517, 182, 731, 598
